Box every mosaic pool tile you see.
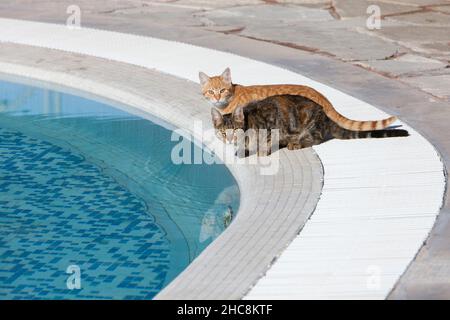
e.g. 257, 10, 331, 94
0, 127, 171, 299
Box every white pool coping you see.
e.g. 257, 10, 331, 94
0, 18, 445, 299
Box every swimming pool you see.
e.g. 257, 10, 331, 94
0, 76, 240, 299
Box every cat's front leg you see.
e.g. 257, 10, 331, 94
286, 135, 303, 150
297, 134, 315, 149
287, 142, 302, 150
257, 138, 278, 156
235, 147, 250, 158
257, 149, 271, 157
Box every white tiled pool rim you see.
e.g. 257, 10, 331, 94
0, 19, 445, 300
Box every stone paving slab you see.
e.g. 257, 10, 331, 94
386, 11, 450, 26
175, 0, 264, 9
375, 25, 450, 44
354, 54, 447, 77
239, 22, 401, 61
200, 4, 334, 23
433, 4, 450, 14
386, 0, 448, 6
401, 74, 450, 99
334, 0, 418, 18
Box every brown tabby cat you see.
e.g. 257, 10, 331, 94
200, 68, 397, 131
211, 94, 408, 157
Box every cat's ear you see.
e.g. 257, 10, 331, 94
211, 108, 223, 127
221, 68, 232, 84
233, 105, 244, 123
199, 72, 210, 87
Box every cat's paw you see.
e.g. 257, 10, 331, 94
287, 143, 301, 150
257, 150, 272, 157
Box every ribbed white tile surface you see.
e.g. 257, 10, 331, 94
0, 18, 445, 299
247, 133, 444, 299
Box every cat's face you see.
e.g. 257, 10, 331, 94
199, 68, 234, 109
211, 106, 244, 144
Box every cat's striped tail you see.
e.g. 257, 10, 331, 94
300, 86, 398, 131
329, 111, 397, 131
332, 126, 409, 140
316, 93, 397, 131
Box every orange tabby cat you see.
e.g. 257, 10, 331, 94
199, 68, 396, 131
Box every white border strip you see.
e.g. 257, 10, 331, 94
0, 18, 445, 299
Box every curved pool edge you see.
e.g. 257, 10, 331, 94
0, 19, 445, 299
0, 46, 324, 299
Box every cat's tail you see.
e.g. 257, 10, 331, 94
304, 87, 397, 131
332, 125, 409, 140
328, 111, 397, 131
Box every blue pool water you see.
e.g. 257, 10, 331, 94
0, 77, 240, 299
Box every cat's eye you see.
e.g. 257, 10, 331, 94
220, 89, 226, 93
208, 90, 214, 94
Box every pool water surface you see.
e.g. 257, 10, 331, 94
0, 77, 240, 299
